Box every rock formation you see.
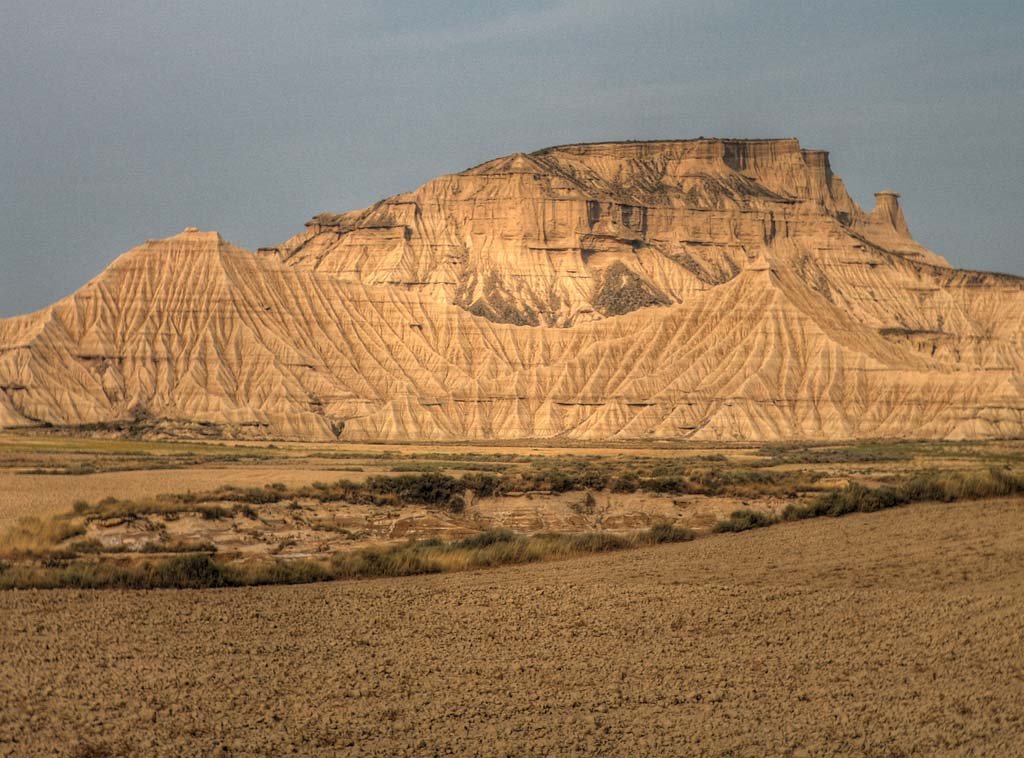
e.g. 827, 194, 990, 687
1, 139, 1022, 440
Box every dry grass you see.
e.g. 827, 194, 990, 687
708, 467, 1024, 533
0, 515, 85, 559
782, 466, 1024, 521
0, 526, 695, 590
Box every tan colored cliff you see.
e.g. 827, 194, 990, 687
275, 139, 951, 326
1, 140, 1022, 441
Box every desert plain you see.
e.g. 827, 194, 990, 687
0, 433, 1022, 755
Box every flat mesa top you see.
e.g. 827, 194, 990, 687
533, 137, 801, 150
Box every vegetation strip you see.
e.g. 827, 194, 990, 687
0, 525, 695, 590
1, 466, 1020, 590
712, 467, 1024, 532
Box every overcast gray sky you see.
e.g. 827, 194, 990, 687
2, 1, 1022, 317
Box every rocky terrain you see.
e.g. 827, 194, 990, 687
1, 139, 1022, 441
2, 499, 1022, 755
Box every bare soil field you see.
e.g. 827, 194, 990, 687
1, 499, 1022, 756
0, 466, 386, 526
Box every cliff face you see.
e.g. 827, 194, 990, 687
2, 140, 1022, 441
274, 138, 950, 326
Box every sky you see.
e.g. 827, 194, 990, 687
1, 0, 1022, 317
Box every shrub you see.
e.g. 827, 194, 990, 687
641, 476, 691, 494
574, 468, 610, 490
643, 523, 696, 544
570, 491, 598, 516
712, 509, 778, 533
66, 538, 106, 554
610, 474, 639, 493
198, 506, 231, 520
536, 470, 576, 493
146, 554, 225, 588
0, 522, 707, 590
330, 544, 440, 579
140, 540, 217, 554
454, 530, 517, 549
226, 485, 284, 505
364, 472, 463, 506
225, 559, 330, 585
559, 532, 630, 552
460, 472, 502, 497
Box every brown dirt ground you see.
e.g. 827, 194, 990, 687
0, 467, 379, 527
0, 431, 760, 458
1, 498, 1022, 756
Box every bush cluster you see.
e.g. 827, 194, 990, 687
782, 468, 1024, 522
711, 509, 778, 533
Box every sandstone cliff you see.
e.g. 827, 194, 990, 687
1, 140, 1022, 441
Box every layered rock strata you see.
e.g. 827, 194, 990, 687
2, 140, 1021, 440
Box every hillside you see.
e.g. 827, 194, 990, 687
1, 139, 1022, 440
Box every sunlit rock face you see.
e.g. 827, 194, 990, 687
275, 139, 950, 327
2, 140, 1022, 441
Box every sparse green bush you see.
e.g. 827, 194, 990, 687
447, 494, 466, 513
641, 476, 691, 494
455, 530, 517, 549
610, 473, 639, 493
225, 558, 330, 585
146, 554, 224, 588
5, 454, 1019, 591
712, 509, 778, 533
198, 506, 231, 520
556, 532, 630, 552
211, 485, 283, 505
67, 538, 107, 554
643, 523, 696, 544
0, 552, 225, 590
574, 469, 610, 490
461, 472, 502, 497
140, 540, 217, 554
364, 472, 463, 506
